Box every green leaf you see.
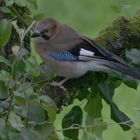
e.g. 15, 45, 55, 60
0, 7, 11, 14
82, 131, 96, 140
0, 118, 6, 136
5, 0, 14, 6
16, 82, 34, 98
39, 95, 57, 109
48, 132, 58, 140
0, 19, 12, 48
84, 94, 104, 139
82, 131, 88, 140
39, 95, 57, 122
92, 118, 107, 139
0, 101, 9, 110
8, 131, 21, 140
33, 13, 45, 21
62, 106, 83, 140
12, 58, 25, 79
15, 98, 45, 123
84, 94, 102, 118
12, 45, 20, 56
111, 103, 133, 131
98, 80, 133, 131
98, 80, 115, 104
29, 99, 46, 122
8, 112, 24, 131
12, 46, 29, 57
122, 76, 138, 89
34, 122, 58, 140
126, 49, 140, 65
34, 122, 52, 140
0, 56, 11, 67
0, 118, 8, 140
25, 56, 41, 77
0, 81, 9, 99
14, 0, 26, 7
21, 128, 40, 140
0, 70, 12, 82
14, 91, 26, 105
26, 0, 37, 9
12, 21, 23, 38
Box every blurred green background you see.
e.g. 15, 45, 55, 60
35, 0, 140, 139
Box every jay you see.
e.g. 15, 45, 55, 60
32, 18, 140, 88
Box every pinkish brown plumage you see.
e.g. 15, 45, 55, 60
32, 18, 140, 81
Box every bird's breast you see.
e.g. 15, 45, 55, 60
43, 55, 88, 78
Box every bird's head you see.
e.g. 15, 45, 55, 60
32, 18, 60, 44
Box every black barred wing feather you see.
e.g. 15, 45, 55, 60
79, 36, 126, 64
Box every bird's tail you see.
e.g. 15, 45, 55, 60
80, 36, 140, 80
99, 60, 140, 80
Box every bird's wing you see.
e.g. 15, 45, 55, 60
47, 41, 107, 62
47, 50, 79, 61
51, 24, 124, 63
79, 35, 127, 64
48, 35, 123, 62
56, 24, 126, 64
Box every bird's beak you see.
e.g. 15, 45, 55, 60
31, 32, 40, 38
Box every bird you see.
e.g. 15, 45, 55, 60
32, 18, 140, 89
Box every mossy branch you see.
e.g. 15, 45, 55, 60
95, 15, 140, 56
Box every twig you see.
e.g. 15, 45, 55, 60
24, 91, 30, 128
55, 120, 134, 132
9, 5, 28, 27
5, 90, 14, 123
20, 20, 36, 46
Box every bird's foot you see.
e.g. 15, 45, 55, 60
49, 78, 68, 91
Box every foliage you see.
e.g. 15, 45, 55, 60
0, 0, 140, 140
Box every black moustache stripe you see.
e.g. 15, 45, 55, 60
41, 34, 50, 40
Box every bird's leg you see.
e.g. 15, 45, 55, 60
49, 78, 69, 91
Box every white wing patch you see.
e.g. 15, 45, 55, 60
79, 55, 95, 60
80, 48, 94, 56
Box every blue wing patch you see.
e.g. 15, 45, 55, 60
47, 51, 79, 61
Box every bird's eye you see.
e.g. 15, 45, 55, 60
40, 29, 48, 35
45, 29, 48, 32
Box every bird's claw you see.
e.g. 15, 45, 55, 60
49, 81, 67, 91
